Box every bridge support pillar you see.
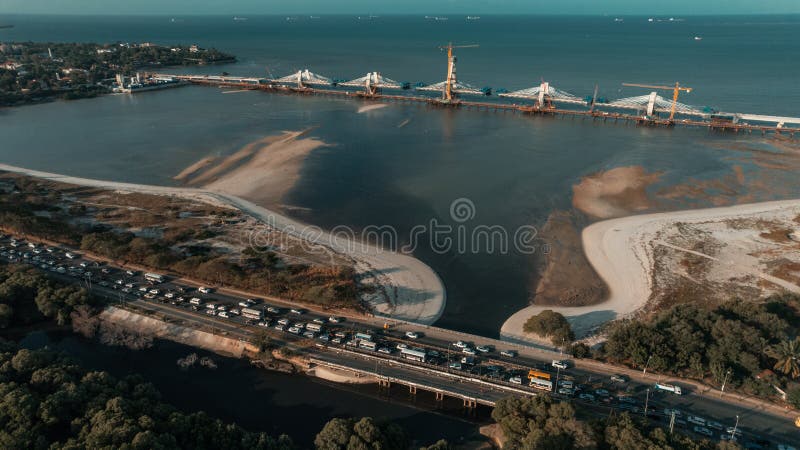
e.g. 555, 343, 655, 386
435, 392, 445, 402
379, 379, 391, 389
409, 386, 417, 395
463, 398, 477, 409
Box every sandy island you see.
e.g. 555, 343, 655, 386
501, 199, 800, 344
0, 163, 446, 325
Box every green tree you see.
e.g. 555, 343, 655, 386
767, 337, 800, 379
523, 310, 575, 346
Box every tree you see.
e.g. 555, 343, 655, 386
523, 310, 575, 346
0, 303, 13, 328
767, 337, 800, 379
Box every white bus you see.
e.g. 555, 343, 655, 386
241, 308, 263, 320
359, 340, 377, 351
145, 273, 165, 284
400, 348, 427, 363
306, 323, 323, 333
529, 378, 553, 392
355, 332, 373, 342
654, 383, 682, 395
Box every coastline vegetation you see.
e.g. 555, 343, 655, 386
597, 295, 800, 405
0, 174, 361, 310
0, 41, 235, 106
523, 309, 574, 347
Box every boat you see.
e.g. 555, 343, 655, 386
466, 16, 481, 20
0, 25, 14, 29
233, 17, 248, 21
694, 36, 703, 41
614, 18, 624, 22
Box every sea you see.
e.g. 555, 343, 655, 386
1, 14, 799, 336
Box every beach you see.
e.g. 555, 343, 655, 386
501, 198, 800, 344
0, 163, 446, 325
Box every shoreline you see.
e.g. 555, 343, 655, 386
501, 199, 800, 343
0, 163, 446, 326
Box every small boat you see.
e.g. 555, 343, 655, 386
466, 16, 481, 20
233, 17, 248, 21
694, 36, 703, 41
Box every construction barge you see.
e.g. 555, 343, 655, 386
151, 44, 800, 136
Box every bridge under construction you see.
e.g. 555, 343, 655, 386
148, 44, 800, 136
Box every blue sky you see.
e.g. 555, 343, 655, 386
1, 0, 798, 15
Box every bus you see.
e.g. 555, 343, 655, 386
306, 323, 323, 333
359, 340, 377, 351
355, 332, 373, 342
529, 377, 553, 392
654, 383, 682, 395
528, 370, 551, 381
241, 308, 263, 320
145, 273, 165, 284
400, 348, 427, 363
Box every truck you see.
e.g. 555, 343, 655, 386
189, 297, 203, 305
654, 382, 682, 395
355, 332, 373, 342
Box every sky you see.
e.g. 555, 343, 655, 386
0, 0, 799, 15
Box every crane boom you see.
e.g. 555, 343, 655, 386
621, 82, 693, 121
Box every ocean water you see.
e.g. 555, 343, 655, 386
2, 15, 800, 336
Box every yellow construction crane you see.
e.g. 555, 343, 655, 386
439, 42, 478, 101
622, 82, 693, 121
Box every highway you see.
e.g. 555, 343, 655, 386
2, 234, 798, 447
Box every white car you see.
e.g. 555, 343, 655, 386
290, 308, 305, 315
476, 345, 491, 353
500, 350, 518, 358
508, 376, 522, 385
218, 311, 229, 318
552, 360, 568, 370
405, 331, 420, 339
238, 301, 252, 307
164, 292, 174, 299
462, 347, 476, 355
396, 343, 408, 350
328, 316, 342, 323
452, 341, 467, 348
198, 287, 212, 294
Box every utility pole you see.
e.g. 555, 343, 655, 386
643, 355, 653, 376
643, 388, 650, 417
730, 415, 739, 441
721, 369, 732, 396
555, 366, 561, 393
669, 411, 676, 434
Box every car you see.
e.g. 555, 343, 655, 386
460, 356, 475, 365
144, 293, 156, 299
693, 427, 713, 437
610, 374, 628, 383
558, 380, 574, 389
229, 309, 240, 315
377, 347, 391, 354
218, 311, 229, 318
318, 334, 330, 342
578, 393, 596, 402
462, 347, 476, 355
595, 388, 610, 397
313, 318, 326, 324
125, 283, 134, 288
198, 287, 212, 294
288, 326, 301, 334
257, 321, 269, 327
452, 341, 467, 348
290, 308, 305, 315
405, 331, 420, 339
509, 376, 523, 384
500, 349, 518, 358
331, 337, 342, 344
121, 287, 130, 293
552, 360, 568, 370
217, 305, 227, 311
302, 331, 316, 338
558, 387, 574, 396
205, 309, 216, 316
396, 343, 408, 350
274, 325, 285, 331
328, 316, 342, 323
238, 300, 253, 308
164, 292, 174, 298
777, 445, 797, 450
687, 416, 706, 426
725, 427, 742, 436
149, 289, 159, 295
448, 362, 462, 370
139, 286, 148, 292
277, 318, 290, 326
476, 345, 492, 353
115, 279, 124, 285
617, 396, 636, 405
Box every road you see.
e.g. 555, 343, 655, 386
3, 235, 798, 446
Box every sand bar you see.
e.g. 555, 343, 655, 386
501, 199, 800, 343
0, 163, 446, 325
